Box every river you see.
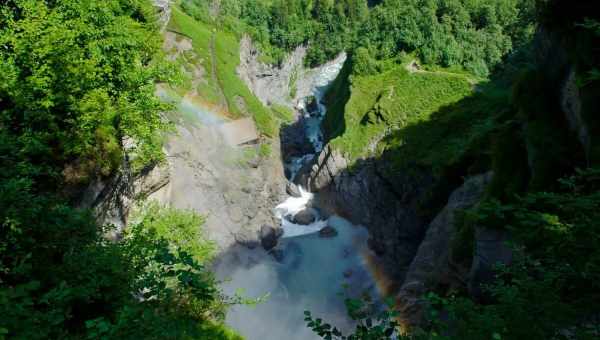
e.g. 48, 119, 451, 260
212, 56, 383, 340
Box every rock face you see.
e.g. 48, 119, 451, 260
234, 229, 260, 249
153, 0, 172, 30
238, 36, 347, 170
469, 227, 512, 302
237, 36, 346, 110
79, 161, 170, 239
396, 173, 493, 327
148, 121, 287, 250
286, 182, 302, 197
296, 145, 434, 282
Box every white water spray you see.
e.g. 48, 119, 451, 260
274, 187, 328, 238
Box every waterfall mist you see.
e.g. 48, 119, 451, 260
214, 216, 379, 340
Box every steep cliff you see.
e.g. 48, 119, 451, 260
396, 172, 492, 327
296, 145, 434, 283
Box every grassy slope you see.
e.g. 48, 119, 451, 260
328, 63, 475, 168
168, 7, 277, 136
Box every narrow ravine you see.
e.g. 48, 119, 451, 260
212, 56, 383, 340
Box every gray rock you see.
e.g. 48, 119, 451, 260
396, 172, 493, 327
234, 229, 260, 249
305, 96, 319, 115
286, 182, 302, 197
296, 143, 436, 283
292, 209, 316, 225
319, 226, 338, 238
152, 0, 172, 30
260, 225, 283, 251
469, 227, 512, 302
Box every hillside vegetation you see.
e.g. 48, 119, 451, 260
0, 1, 240, 338
167, 6, 278, 136
307, 1, 600, 339
1, 0, 599, 339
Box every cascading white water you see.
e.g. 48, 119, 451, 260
274, 187, 328, 238
287, 53, 347, 181
303, 54, 347, 153
213, 52, 384, 340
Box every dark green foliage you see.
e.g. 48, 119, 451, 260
440, 168, 600, 339
0, 1, 237, 338
305, 295, 402, 340
182, 0, 533, 73
309, 1, 600, 339
309, 170, 600, 340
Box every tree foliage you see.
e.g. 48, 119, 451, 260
0, 0, 176, 185
182, 0, 534, 74
0, 1, 237, 338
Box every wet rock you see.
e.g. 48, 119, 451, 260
286, 182, 302, 197
234, 229, 260, 249
260, 225, 284, 251
396, 173, 493, 328
319, 226, 338, 238
270, 247, 285, 262
469, 227, 512, 302
305, 96, 319, 115
293, 209, 316, 225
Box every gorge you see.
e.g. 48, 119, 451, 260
1, 0, 599, 339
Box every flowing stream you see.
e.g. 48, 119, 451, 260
214, 55, 383, 340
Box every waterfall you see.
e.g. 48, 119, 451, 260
274, 187, 328, 238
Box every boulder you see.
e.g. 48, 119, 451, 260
234, 229, 260, 249
286, 182, 302, 197
305, 96, 319, 115
319, 226, 338, 238
292, 209, 316, 225
260, 225, 283, 251
469, 228, 512, 302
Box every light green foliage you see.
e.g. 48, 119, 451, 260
363, 0, 536, 76
289, 67, 299, 98
0, 1, 238, 338
305, 293, 405, 340
169, 6, 277, 136
169, 7, 223, 104
214, 30, 278, 136
202, 0, 536, 73
130, 202, 215, 262
271, 104, 295, 123
328, 63, 473, 163
259, 142, 273, 158
0, 0, 177, 180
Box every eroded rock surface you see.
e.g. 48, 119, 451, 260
79, 161, 170, 239
296, 145, 434, 282
396, 172, 493, 327
148, 121, 287, 250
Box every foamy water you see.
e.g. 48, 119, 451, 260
274, 187, 328, 238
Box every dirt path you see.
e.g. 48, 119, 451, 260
406, 60, 478, 85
